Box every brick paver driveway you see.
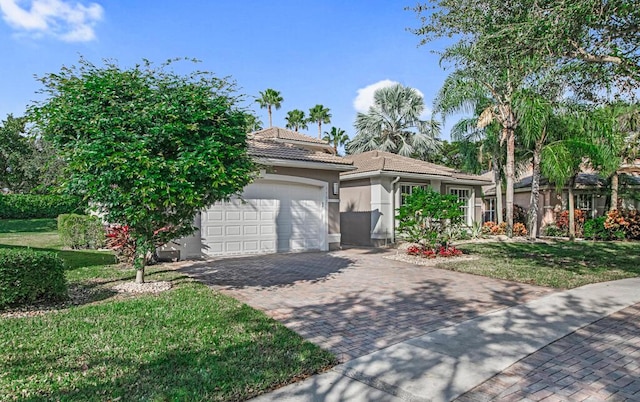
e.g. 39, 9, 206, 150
457, 303, 640, 402
179, 248, 552, 362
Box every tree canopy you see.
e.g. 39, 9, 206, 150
256, 88, 283, 128
285, 109, 308, 132
347, 83, 440, 158
30, 58, 256, 282
308, 104, 331, 139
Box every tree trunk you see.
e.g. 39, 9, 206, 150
568, 176, 576, 240
133, 238, 154, 284
136, 268, 145, 284
493, 159, 504, 224
528, 139, 543, 240
505, 126, 515, 237
318, 122, 322, 139
611, 172, 619, 211
268, 105, 273, 128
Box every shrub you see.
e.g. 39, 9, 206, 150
543, 224, 566, 237
555, 209, 586, 237
513, 222, 528, 237
58, 214, 106, 249
0, 249, 67, 309
405, 244, 463, 258
0, 194, 85, 219
583, 217, 611, 240
396, 187, 464, 248
502, 204, 527, 225
604, 209, 640, 240
106, 224, 137, 264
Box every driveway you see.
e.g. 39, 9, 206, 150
179, 248, 553, 362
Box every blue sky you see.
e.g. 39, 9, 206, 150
0, 0, 456, 141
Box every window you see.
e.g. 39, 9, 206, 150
574, 194, 594, 218
485, 198, 496, 223
400, 184, 427, 206
450, 188, 472, 225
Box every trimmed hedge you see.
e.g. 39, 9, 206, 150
0, 249, 67, 309
58, 214, 106, 249
0, 194, 86, 219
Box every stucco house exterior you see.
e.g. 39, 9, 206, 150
161, 127, 354, 260
339, 150, 492, 246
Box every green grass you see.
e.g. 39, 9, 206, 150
441, 240, 640, 289
0, 218, 58, 233
0, 219, 336, 401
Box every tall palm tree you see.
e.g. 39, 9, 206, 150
285, 109, 308, 132
322, 126, 349, 155
308, 104, 331, 139
347, 84, 440, 158
434, 42, 541, 236
256, 89, 283, 128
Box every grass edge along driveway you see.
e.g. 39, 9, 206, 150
0, 219, 336, 402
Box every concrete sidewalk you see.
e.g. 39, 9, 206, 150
250, 277, 640, 402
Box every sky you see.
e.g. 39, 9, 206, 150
0, 0, 457, 142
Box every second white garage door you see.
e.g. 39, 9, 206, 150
201, 179, 325, 257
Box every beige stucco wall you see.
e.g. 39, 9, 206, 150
340, 178, 372, 212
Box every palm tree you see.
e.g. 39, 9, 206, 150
256, 89, 283, 128
541, 105, 619, 239
347, 83, 440, 159
434, 42, 542, 236
285, 109, 308, 132
322, 126, 349, 155
308, 104, 331, 139
451, 113, 505, 225
243, 113, 263, 133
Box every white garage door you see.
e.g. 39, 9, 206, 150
201, 180, 325, 257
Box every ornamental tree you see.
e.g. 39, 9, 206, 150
395, 187, 464, 248
30, 58, 256, 283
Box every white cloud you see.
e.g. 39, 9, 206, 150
353, 79, 432, 119
0, 0, 103, 42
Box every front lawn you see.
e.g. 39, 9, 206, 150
0, 219, 336, 401
443, 240, 640, 289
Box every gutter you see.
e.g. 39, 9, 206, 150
391, 176, 401, 244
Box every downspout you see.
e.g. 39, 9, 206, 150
390, 176, 401, 243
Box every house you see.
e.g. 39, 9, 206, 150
339, 150, 492, 246
161, 127, 354, 259
482, 171, 640, 235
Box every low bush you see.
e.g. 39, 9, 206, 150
604, 209, 640, 240
542, 224, 567, 237
0, 194, 85, 219
502, 204, 527, 225
58, 214, 106, 249
406, 244, 463, 258
555, 209, 586, 237
0, 249, 67, 309
480, 221, 527, 236
106, 224, 137, 264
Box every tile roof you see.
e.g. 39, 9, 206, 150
341, 150, 491, 182
483, 172, 640, 195
251, 127, 330, 145
248, 138, 353, 166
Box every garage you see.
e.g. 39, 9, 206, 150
200, 178, 326, 257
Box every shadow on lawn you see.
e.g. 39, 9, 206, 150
460, 240, 640, 275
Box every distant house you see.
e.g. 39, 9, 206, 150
161, 127, 354, 260
483, 169, 640, 235
339, 150, 492, 246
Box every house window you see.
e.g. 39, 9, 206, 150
450, 188, 472, 225
574, 194, 595, 218
400, 184, 427, 206
485, 198, 496, 223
